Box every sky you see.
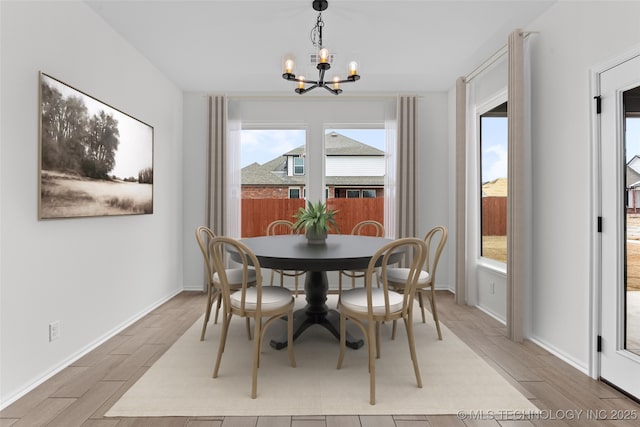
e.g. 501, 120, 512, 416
42, 74, 153, 179
627, 118, 640, 162
480, 117, 508, 183
239, 118, 639, 178
240, 128, 385, 168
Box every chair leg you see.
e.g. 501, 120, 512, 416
200, 286, 215, 341
251, 316, 262, 399
287, 309, 296, 367
368, 320, 376, 405
246, 318, 252, 340
337, 272, 344, 307
294, 275, 299, 298
214, 296, 222, 324
336, 312, 347, 369
375, 321, 381, 359
428, 288, 442, 340
417, 291, 426, 323
269, 269, 275, 286
213, 312, 233, 378
404, 315, 423, 389
391, 319, 397, 340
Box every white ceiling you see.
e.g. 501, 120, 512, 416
85, 0, 556, 94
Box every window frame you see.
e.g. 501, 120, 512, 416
289, 187, 301, 199
293, 156, 304, 176
477, 99, 508, 269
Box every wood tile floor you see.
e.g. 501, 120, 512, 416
2, 290, 640, 426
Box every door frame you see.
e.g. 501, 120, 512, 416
590, 45, 640, 380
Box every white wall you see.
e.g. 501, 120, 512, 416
325, 156, 385, 177
0, 1, 184, 405
525, 1, 640, 371
182, 94, 452, 290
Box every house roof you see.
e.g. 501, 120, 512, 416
242, 132, 384, 186
482, 177, 508, 197
284, 132, 384, 156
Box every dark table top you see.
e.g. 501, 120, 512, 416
238, 234, 395, 271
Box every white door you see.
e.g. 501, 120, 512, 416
600, 53, 640, 400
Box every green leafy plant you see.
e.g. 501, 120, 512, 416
293, 200, 339, 236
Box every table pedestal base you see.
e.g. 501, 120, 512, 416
269, 271, 364, 350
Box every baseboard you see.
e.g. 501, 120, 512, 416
528, 334, 590, 375
0, 288, 183, 410
476, 304, 507, 325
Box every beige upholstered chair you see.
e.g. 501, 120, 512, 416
387, 226, 448, 340
195, 226, 256, 341
337, 220, 385, 305
210, 236, 296, 399
336, 237, 427, 405
266, 220, 305, 297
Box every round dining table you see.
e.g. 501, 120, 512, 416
237, 234, 395, 350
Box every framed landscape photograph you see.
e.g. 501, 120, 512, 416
39, 72, 154, 219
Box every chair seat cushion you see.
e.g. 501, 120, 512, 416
213, 267, 256, 285
386, 268, 430, 286
230, 286, 292, 311
340, 288, 404, 315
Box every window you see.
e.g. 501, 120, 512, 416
289, 187, 301, 199
293, 157, 304, 175
324, 128, 386, 233
240, 129, 306, 237
479, 102, 508, 263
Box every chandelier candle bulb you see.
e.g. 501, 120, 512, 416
349, 61, 358, 76
297, 77, 305, 89
319, 48, 329, 63
284, 59, 294, 74
333, 76, 340, 90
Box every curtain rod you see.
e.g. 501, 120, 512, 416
464, 31, 538, 83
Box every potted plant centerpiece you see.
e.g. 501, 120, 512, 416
293, 200, 339, 245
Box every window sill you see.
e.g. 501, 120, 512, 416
477, 258, 507, 276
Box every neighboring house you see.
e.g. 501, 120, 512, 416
628, 156, 640, 211
241, 131, 385, 199
481, 177, 508, 197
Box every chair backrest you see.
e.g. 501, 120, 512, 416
366, 237, 427, 319
423, 226, 448, 287
209, 236, 264, 316
351, 220, 385, 237
266, 220, 299, 236
195, 226, 217, 285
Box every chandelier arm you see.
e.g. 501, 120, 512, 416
323, 85, 342, 95
283, 0, 360, 95
332, 75, 361, 84
296, 83, 320, 94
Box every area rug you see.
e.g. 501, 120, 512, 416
106, 295, 537, 416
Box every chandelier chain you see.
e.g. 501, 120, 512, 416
310, 12, 324, 49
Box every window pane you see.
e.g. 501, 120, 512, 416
480, 102, 508, 263
293, 157, 304, 175
240, 129, 306, 237
324, 129, 385, 235
624, 86, 640, 356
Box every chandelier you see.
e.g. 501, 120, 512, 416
282, 0, 360, 95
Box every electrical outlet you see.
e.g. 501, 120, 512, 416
49, 321, 60, 342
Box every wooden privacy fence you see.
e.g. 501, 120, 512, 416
241, 198, 385, 237
482, 196, 507, 236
